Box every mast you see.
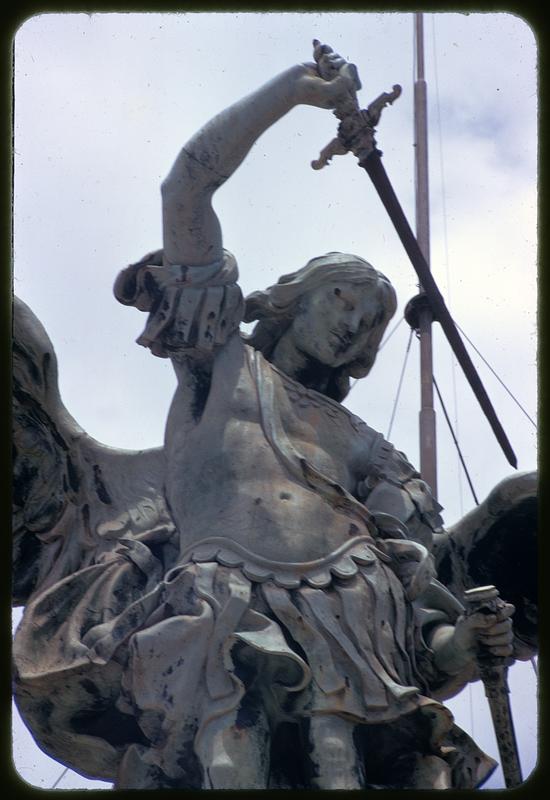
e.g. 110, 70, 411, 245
414, 13, 438, 497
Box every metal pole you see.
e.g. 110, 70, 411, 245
414, 13, 438, 498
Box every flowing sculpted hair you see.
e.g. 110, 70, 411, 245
243, 252, 397, 401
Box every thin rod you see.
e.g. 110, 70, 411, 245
414, 11, 438, 497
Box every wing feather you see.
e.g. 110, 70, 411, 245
12, 297, 175, 606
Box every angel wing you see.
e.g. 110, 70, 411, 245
12, 296, 178, 607
433, 471, 537, 660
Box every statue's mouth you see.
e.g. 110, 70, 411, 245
330, 329, 353, 349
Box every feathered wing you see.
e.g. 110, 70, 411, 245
433, 471, 537, 660
12, 296, 177, 607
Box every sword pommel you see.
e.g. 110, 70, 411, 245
464, 585, 512, 667
464, 584, 501, 609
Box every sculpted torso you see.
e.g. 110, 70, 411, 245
164, 334, 374, 563
152, 58, 393, 565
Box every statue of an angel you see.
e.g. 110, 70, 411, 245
12, 45, 536, 790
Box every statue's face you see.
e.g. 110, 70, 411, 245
289, 280, 381, 368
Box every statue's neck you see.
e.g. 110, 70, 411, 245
269, 333, 333, 396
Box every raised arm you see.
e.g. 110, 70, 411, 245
114, 46, 358, 361
161, 48, 357, 267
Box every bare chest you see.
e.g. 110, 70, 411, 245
199, 350, 368, 481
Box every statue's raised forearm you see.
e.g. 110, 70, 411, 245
161, 67, 301, 266
161, 54, 357, 267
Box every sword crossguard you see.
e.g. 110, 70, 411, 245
365, 85, 402, 127
310, 39, 401, 169
311, 137, 348, 170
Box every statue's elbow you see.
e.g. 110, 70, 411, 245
160, 174, 182, 202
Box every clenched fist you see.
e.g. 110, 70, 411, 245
292, 41, 359, 110
429, 601, 515, 676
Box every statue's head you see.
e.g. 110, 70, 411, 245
244, 252, 397, 401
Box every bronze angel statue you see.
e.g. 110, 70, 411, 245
12, 43, 537, 790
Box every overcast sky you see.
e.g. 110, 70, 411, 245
12, 11, 537, 790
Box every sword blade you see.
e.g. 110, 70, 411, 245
479, 664, 523, 788
362, 151, 517, 469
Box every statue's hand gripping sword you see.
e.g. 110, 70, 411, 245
464, 586, 523, 788
310, 40, 517, 469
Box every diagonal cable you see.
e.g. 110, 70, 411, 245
51, 766, 69, 789
379, 315, 404, 352
455, 321, 537, 430
386, 328, 414, 440
433, 375, 479, 505
347, 317, 404, 396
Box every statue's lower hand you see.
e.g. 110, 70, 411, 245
453, 601, 515, 661
429, 601, 515, 676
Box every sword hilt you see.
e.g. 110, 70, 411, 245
464, 585, 514, 670
310, 40, 401, 170
464, 584, 503, 614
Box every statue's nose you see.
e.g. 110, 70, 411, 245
346, 308, 363, 333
